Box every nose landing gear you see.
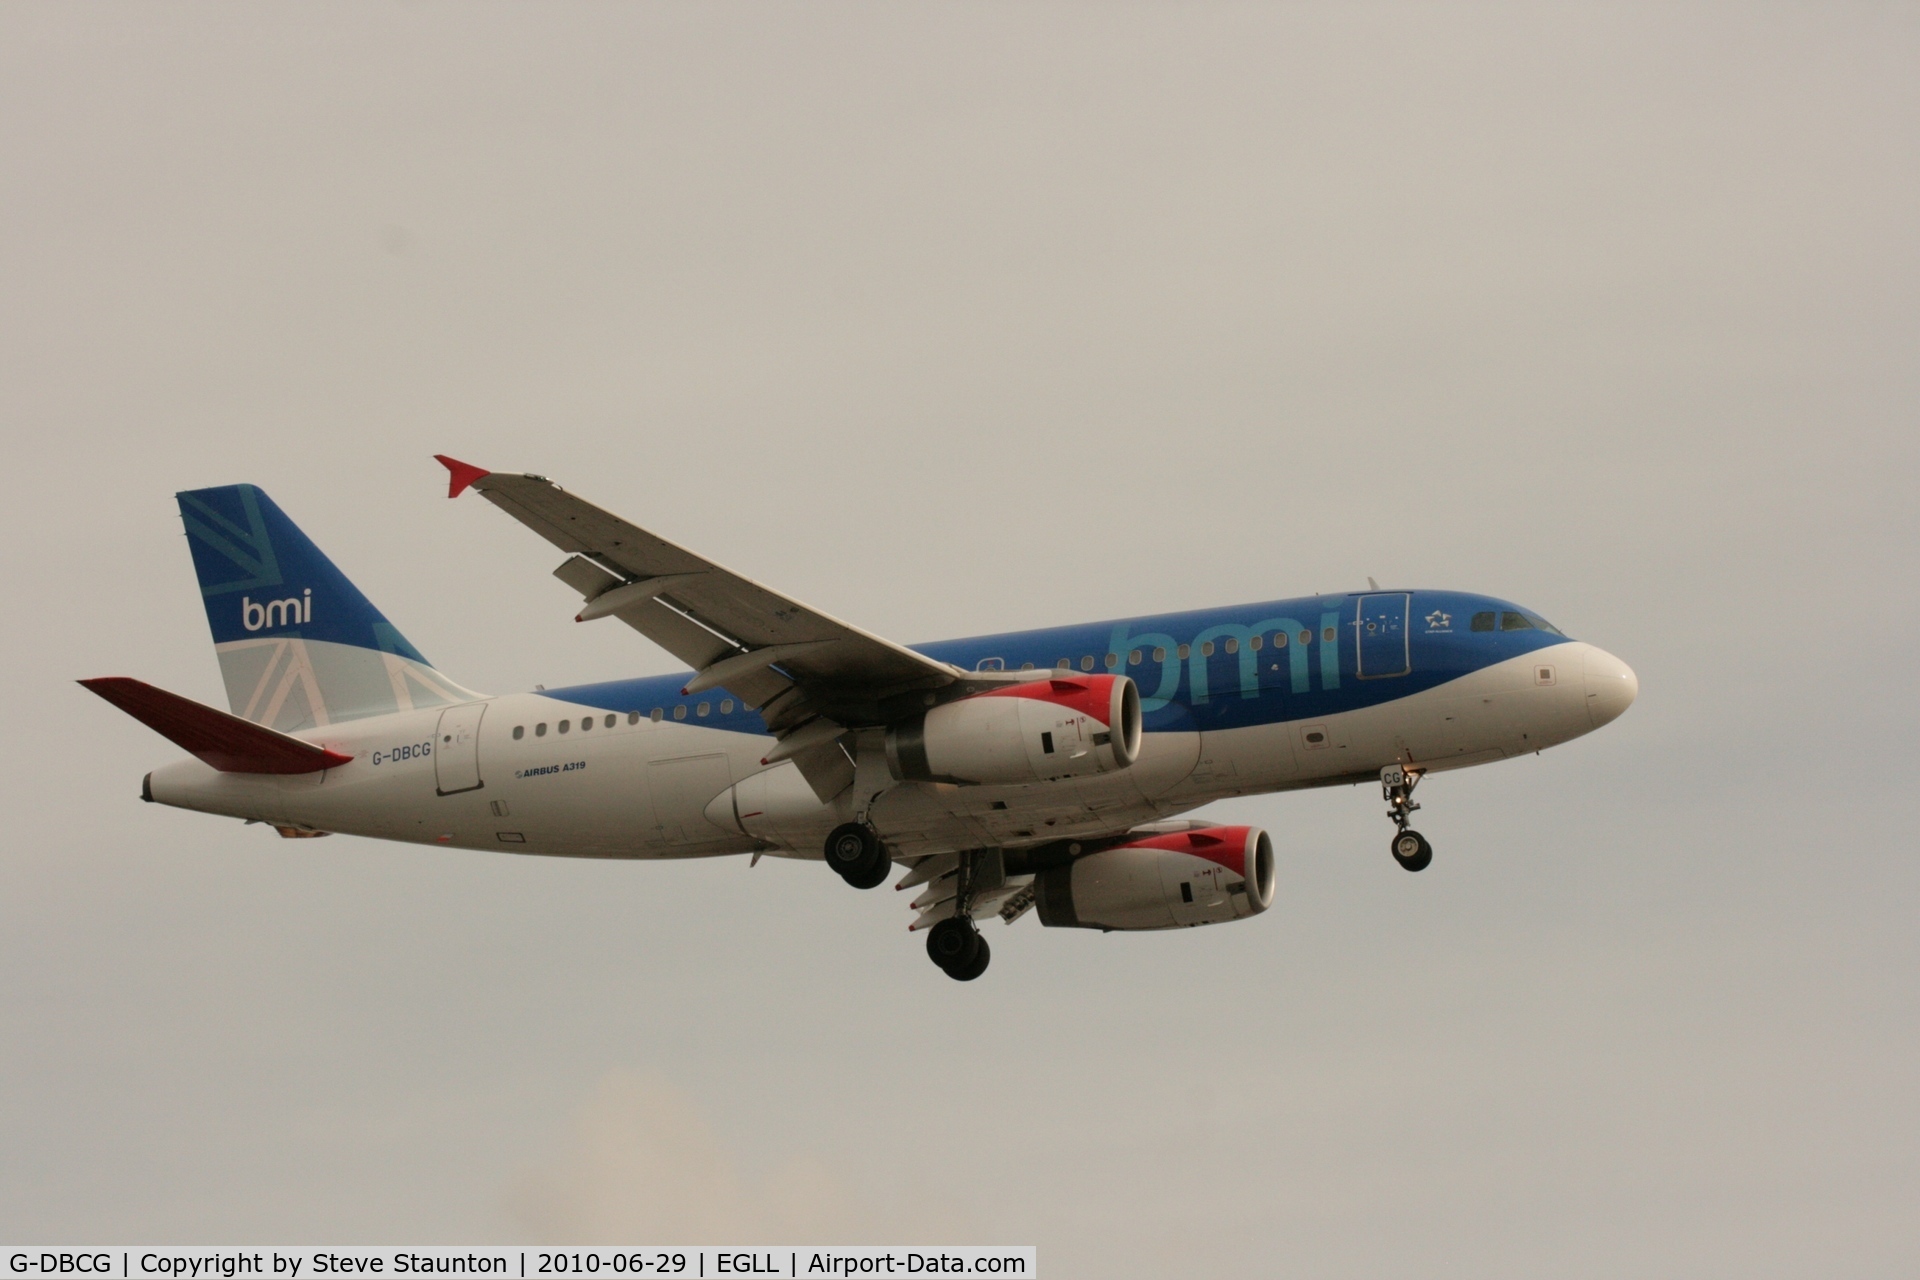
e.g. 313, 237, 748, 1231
1391, 828, 1433, 872
1382, 765, 1432, 872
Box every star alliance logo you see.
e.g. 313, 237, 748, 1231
1424, 610, 1452, 632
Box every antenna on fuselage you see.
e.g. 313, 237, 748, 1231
1367, 577, 1380, 591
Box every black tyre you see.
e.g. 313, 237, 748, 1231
1392, 829, 1433, 873
925, 916, 982, 971
824, 822, 887, 887
945, 934, 990, 982
843, 851, 892, 889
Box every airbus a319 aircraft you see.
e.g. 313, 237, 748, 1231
84, 458, 1637, 980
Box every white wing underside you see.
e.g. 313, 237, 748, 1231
465, 470, 965, 802
892, 851, 1036, 931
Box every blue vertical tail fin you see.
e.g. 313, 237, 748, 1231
177, 484, 479, 731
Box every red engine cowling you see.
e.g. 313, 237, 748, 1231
886, 675, 1142, 785
1033, 825, 1275, 930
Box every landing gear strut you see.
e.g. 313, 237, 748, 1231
925, 850, 992, 980
1382, 765, 1432, 872
824, 822, 890, 889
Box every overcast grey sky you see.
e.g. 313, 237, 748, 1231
3, 3, 1917, 1275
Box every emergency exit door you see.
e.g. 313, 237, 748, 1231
1356, 593, 1411, 678
434, 702, 487, 795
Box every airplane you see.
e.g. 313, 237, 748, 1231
82, 457, 1638, 980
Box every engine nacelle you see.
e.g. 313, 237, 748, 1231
1034, 825, 1275, 930
886, 675, 1142, 785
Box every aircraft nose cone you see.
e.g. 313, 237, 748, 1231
1582, 646, 1638, 729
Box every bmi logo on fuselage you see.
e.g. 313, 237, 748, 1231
241, 589, 312, 631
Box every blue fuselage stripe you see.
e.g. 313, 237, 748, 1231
543, 590, 1570, 732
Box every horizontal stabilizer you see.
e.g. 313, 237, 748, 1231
79, 677, 353, 774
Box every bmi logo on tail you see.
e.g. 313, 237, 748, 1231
241, 589, 312, 631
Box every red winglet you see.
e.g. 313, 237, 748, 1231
433, 454, 490, 499
79, 677, 353, 775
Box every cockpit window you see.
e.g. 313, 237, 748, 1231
1473, 608, 1563, 635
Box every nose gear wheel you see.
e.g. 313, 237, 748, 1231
1381, 765, 1432, 872
1391, 828, 1432, 872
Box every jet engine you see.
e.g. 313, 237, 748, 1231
886, 674, 1142, 785
1033, 825, 1275, 930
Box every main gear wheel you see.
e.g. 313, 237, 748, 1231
824, 822, 889, 888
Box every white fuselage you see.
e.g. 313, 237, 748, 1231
146, 642, 1626, 862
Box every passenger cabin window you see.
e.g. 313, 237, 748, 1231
1273, 632, 1287, 648
1080, 655, 1094, 671
579, 716, 591, 731
605, 714, 616, 728
697, 702, 710, 717
1471, 612, 1497, 632
1297, 630, 1311, 646
535, 723, 548, 737
1323, 627, 1336, 642
673, 705, 687, 719
1020, 662, 1035, 670
975, 657, 1005, 672
1105, 653, 1118, 669
628, 712, 640, 725
1177, 644, 1190, 660
1129, 649, 1142, 665
720, 700, 734, 714
1249, 635, 1261, 651
1153, 647, 1166, 662
1501, 611, 1535, 631
558, 719, 570, 733
650, 708, 663, 722
1200, 641, 1214, 657
512, 725, 524, 740
1057, 659, 1071, 670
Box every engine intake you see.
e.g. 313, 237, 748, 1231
1034, 825, 1275, 930
887, 675, 1142, 785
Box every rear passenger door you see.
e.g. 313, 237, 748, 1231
434, 702, 487, 795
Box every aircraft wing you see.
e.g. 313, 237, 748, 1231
436, 457, 961, 760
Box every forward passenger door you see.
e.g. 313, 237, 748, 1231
1356, 594, 1411, 679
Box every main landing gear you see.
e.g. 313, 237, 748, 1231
1382, 765, 1432, 872
926, 916, 990, 981
924, 849, 992, 981
824, 822, 891, 889
824, 825, 994, 980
